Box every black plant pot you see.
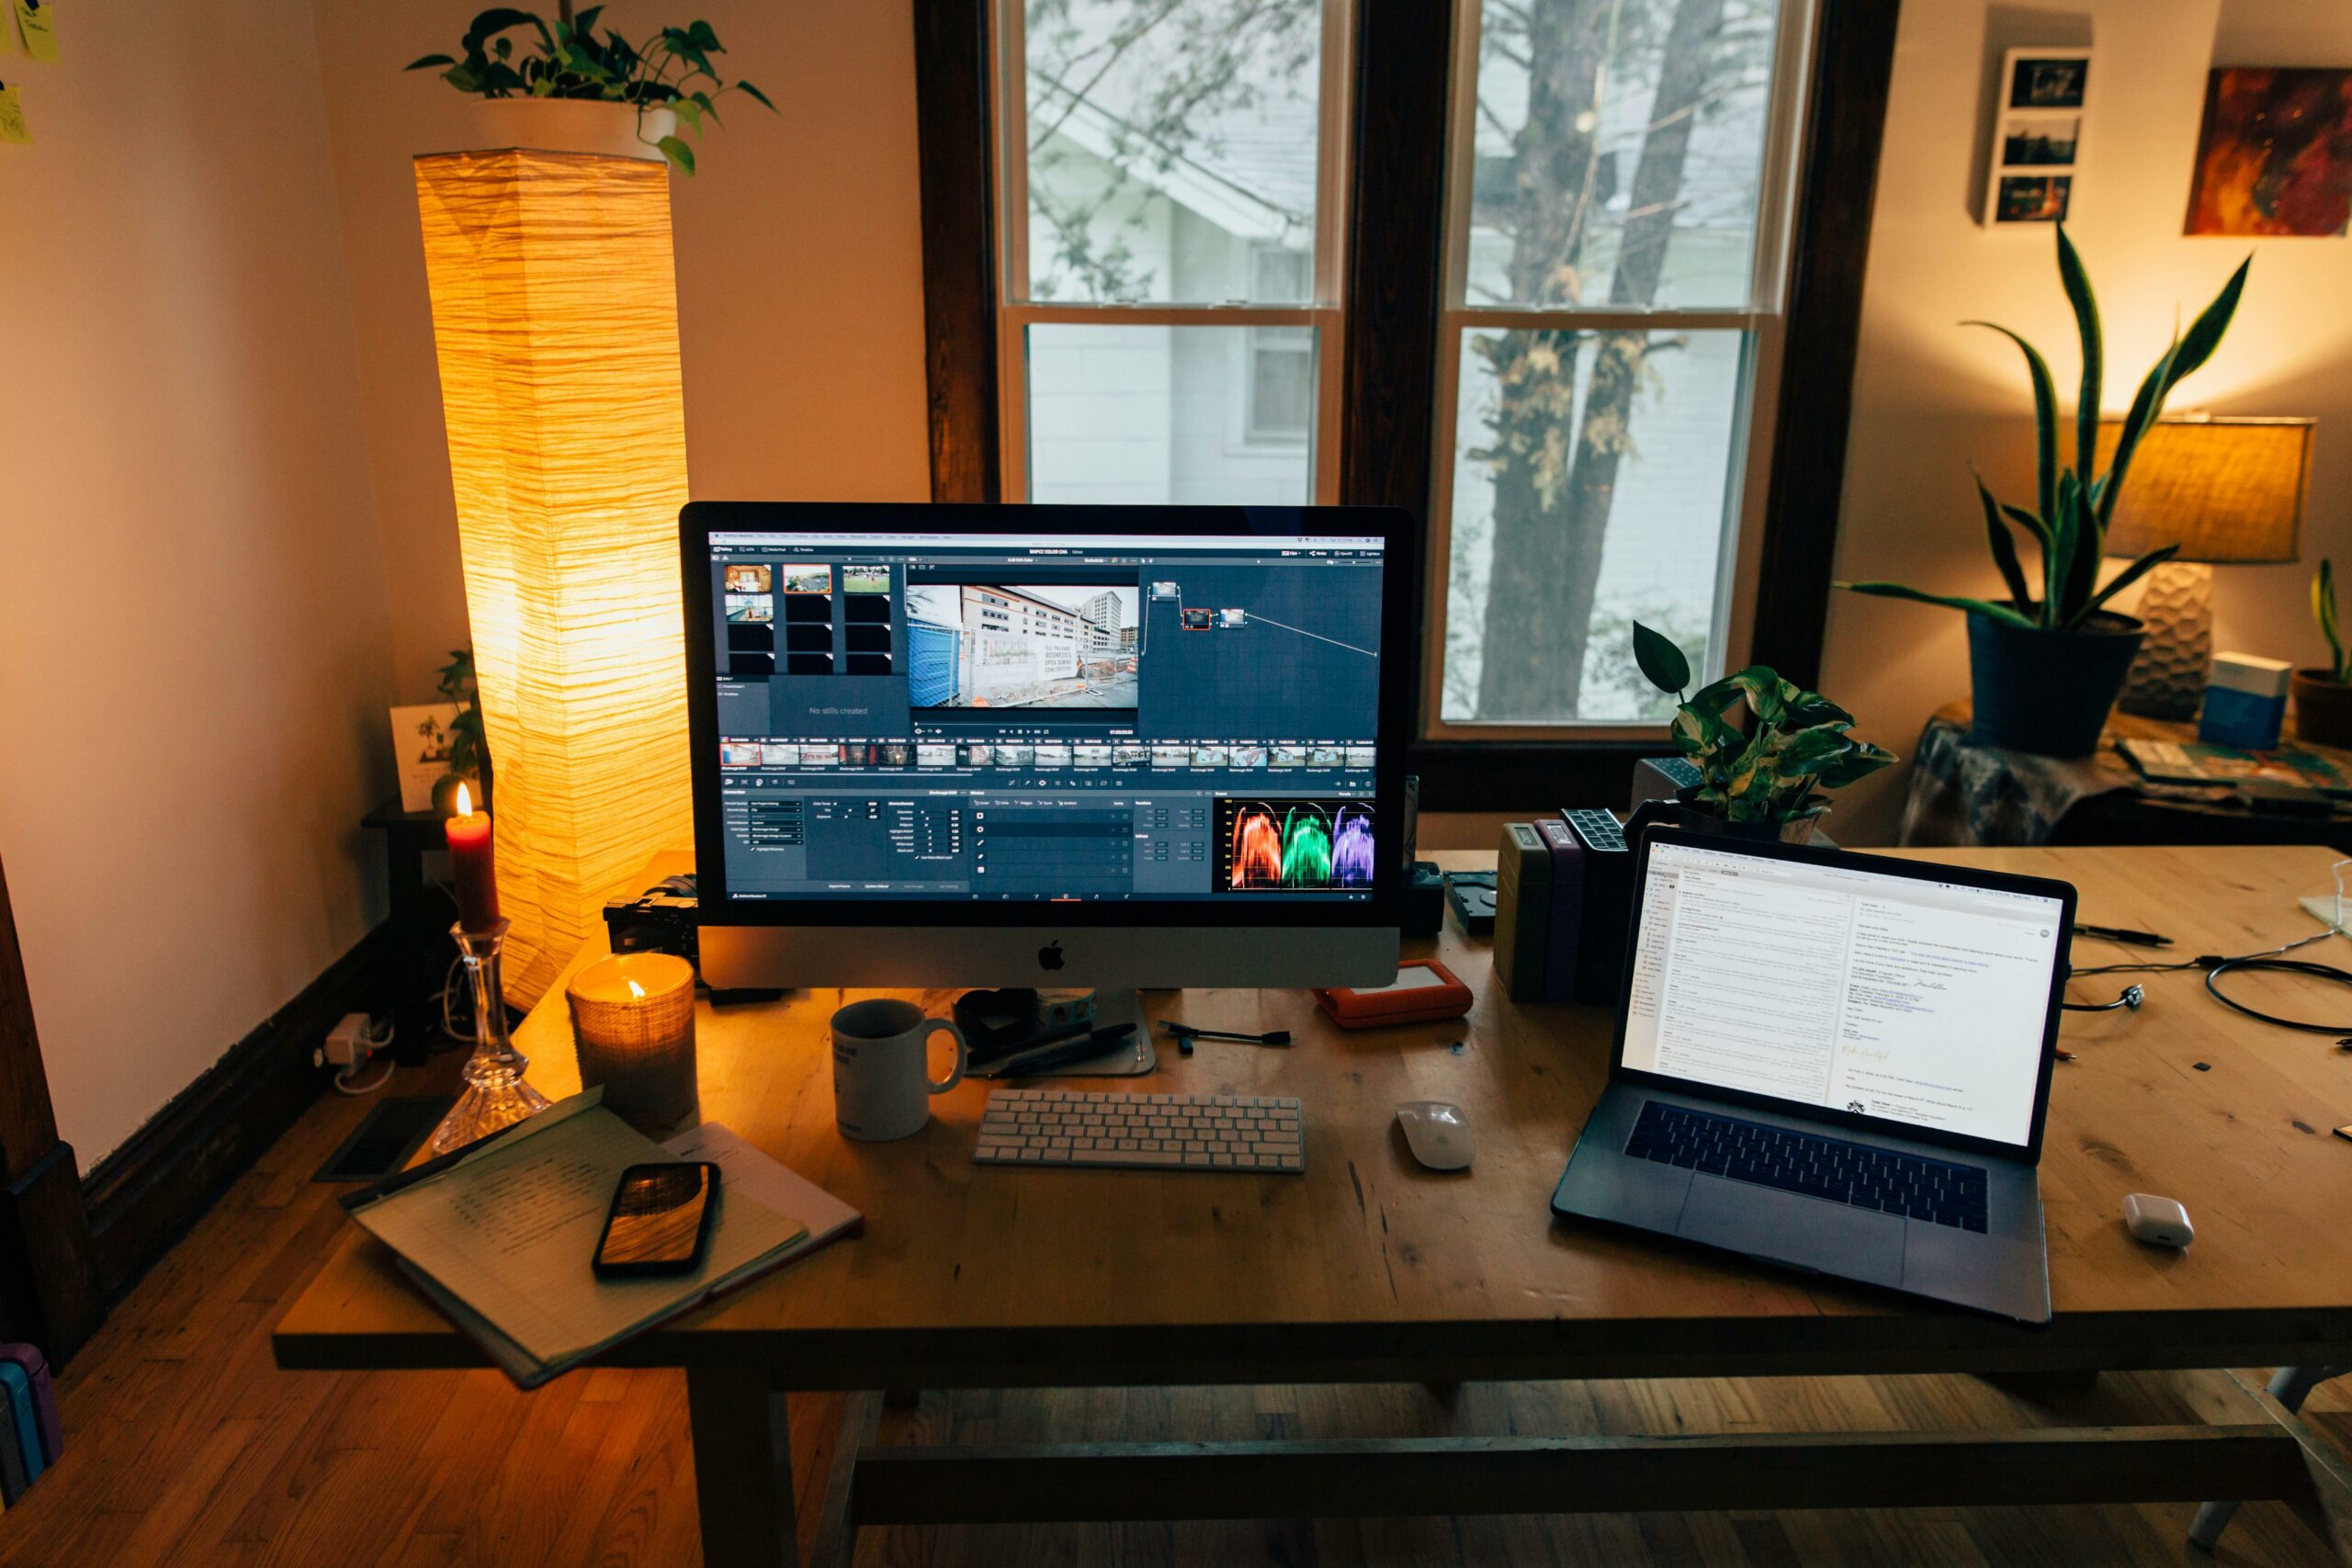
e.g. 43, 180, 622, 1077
1966, 607, 2145, 759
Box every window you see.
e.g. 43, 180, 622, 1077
994, 0, 1351, 504
1426, 0, 1811, 732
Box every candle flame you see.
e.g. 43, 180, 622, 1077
628, 979, 647, 1000
455, 782, 473, 817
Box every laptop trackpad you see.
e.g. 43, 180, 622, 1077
1677, 1174, 1905, 1285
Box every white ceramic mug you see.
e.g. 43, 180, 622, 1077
831, 998, 967, 1141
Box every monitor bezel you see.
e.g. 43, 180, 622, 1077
681, 501, 1416, 931
1605, 827, 2075, 1164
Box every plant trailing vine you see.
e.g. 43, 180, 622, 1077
1632, 623, 1895, 827
407, 5, 774, 175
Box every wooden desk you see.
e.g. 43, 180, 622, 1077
274, 845, 2352, 1566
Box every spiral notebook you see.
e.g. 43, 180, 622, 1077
345, 1091, 859, 1388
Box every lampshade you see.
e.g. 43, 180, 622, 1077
2096, 416, 2312, 563
415, 150, 694, 1006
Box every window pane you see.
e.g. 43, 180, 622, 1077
1462, 0, 1782, 310
1441, 327, 1745, 723
1248, 327, 1314, 442
1026, 323, 1316, 503
1018, 0, 1328, 304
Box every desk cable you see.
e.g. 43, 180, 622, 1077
2065, 856, 2352, 1042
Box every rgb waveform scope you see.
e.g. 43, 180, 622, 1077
1217, 800, 1375, 892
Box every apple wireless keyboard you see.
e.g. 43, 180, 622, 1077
974, 1089, 1305, 1172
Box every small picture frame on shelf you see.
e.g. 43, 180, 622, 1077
1984, 47, 2091, 226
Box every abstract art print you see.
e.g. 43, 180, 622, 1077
2185, 67, 2352, 237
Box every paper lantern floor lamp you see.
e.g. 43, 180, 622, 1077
414, 147, 695, 1016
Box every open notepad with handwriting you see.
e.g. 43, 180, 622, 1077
344, 1091, 858, 1387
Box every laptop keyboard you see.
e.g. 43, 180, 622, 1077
1625, 1101, 1989, 1232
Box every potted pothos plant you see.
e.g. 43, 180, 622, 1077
408, 6, 773, 174
1632, 623, 1895, 841
2295, 559, 2352, 747
429, 649, 493, 817
1836, 226, 2251, 759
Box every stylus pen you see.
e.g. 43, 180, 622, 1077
2074, 922, 2173, 948
999, 1022, 1138, 1077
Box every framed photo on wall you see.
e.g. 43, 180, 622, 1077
1984, 47, 2092, 226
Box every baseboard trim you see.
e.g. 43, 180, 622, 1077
81, 922, 398, 1299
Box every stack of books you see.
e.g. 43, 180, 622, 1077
0, 1342, 61, 1506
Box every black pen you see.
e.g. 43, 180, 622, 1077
999, 1021, 1138, 1077
2074, 922, 2173, 948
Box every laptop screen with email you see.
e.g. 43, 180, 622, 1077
1615, 836, 2070, 1154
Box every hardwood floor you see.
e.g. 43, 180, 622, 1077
2, 1077, 2346, 1567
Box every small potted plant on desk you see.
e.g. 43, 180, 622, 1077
1835, 226, 2250, 758
1632, 623, 1896, 842
2295, 559, 2352, 747
409, 5, 773, 174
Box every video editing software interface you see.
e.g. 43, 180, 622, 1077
707, 529, 1383, 903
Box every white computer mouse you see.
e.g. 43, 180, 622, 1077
1396, 1100, 1474, 1171
2123, 1192, 2194, 1248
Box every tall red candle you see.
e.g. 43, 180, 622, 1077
445, 783, 502, 932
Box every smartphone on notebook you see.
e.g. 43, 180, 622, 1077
592, 1162, 720, 1279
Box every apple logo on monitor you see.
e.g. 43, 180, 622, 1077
1037, 941, 1065, 972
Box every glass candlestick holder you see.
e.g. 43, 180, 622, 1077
428, 918, 553, 1155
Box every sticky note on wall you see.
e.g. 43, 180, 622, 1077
15, 0, 57, 64
0, 84, 28, 144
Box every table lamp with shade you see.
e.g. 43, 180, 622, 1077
2098, 415, 2313, 720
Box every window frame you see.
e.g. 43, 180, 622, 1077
1419, 0, 1817, 743
988, 0, 1357, 505
912, 0, 1907, 809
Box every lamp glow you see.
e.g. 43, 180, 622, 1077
415, 149, 694, 1005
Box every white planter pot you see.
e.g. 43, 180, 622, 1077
456, 98, 676, 161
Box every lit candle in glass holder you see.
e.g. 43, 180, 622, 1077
564, 953, 697, 1132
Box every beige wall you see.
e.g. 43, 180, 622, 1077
0, 4, 393, 1160
1825, 0, 2352, 842
306, 1, 933, 702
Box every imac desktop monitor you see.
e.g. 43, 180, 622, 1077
682, 503, 1413, 989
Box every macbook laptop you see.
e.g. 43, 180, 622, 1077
1551, 830, 2074, 1324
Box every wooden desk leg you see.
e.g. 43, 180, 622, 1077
686, 1364, 799, 1568
2188, 1366, 2348, 1557
808, 1393, 884, 1568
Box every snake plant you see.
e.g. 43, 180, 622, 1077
1634, 623, 1895, 825
2317, 560, 2351, 683
1838, 226, 2250, 631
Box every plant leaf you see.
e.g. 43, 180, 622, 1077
736, 80, 776, 112
1965, 320, 2060, 527
2098, 333, 2185, 529
1973, 471, 2034, 613
1835, 581, 2040, 628
1724, 667, 1788, 726
658, 134, 696, 175
2164, 254, 2252, 389
2074, 545, 2178, 625
2059, 470, 2100, 616
2055, 225, 2102, 482
406, 53, 458, 69
2319, 558, 2344, 681
1631, 620, 1691, 697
